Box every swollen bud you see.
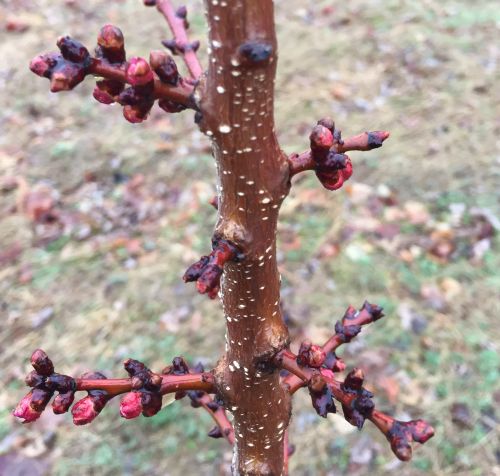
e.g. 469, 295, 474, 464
126, 57, 154, 87
52, 391, 75, 414
31, 349, 54, 376
97, 24, 126, 64
150, 51, 180, 86
71, 396, 100, 425
57, 36, 90, 64
120, 391, 143, 419
13, 391, 43, 423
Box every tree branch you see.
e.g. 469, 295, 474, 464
89, 58, 194, 106
13, 350, 215, 425
151, 0, 203, 79
29, 27, 196, 124
188, 391, 235, 445
276, 348, 434, 461
288, 120, 389, 184
278, 301, 384, 394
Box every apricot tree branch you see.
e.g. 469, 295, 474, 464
29, 26, 196, 124
276, 348, 434, 461
147, 0, 203, 79
14, 350, 215, 425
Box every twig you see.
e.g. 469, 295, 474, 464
155, 0, 203, 79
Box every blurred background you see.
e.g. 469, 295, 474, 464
0, 0, 499, 475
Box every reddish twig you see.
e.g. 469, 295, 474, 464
13, 350, 215, 425
150, 0, 203, 79
29, 27, 196, 124
188, 391, 235, 445
90, 58, 194, 106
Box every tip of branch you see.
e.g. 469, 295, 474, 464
367, 131, 390, 149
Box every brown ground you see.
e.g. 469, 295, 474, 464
0, 0, 499, 475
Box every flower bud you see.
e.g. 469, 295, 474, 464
97, 25, 125, 64
141, 391, 162, 417
13, 391, 43, 423
57, 36, 90, 64
71, 396, 100, 425
31, 349, 54, 376
126, 57, 154, 87
149, 51, 180, 86
310, 125, 333, 158
52, 391, 75, 414
120, 391, 143, 419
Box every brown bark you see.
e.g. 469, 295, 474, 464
198, 1, 291, 474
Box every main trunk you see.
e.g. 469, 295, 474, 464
199, 1, 291, 474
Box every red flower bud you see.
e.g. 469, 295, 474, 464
13, 391, 43, 423
120, 391, 143, 419
310, 125, 334, 161
297, 340, 326, 368
71, 396, 100, 425
126, 57, 154, 87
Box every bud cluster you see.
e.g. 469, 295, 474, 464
386, 419, 435, 461
30, 24, 190, 124
340, 368, 375, 429
308, 370, 336, 418
119, 359, 164, 419
309, 118, 353, 190
29, 36, 91, 92
183, 238, 242, 299
13, 349, 76, 423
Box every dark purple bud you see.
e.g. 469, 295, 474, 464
343, 368, 365, 392
176, 6, 188, 19
149, 50, 180, 86
25, 370, 44, 388
31, 349, 54, 376
29, 388, 53, 412
57, 36, 90, 64
169, 356, 190, 375
45, 374, 76, 393
52, 391, 75, 414
141, 391, 162, 417
239, 41, 273, 64
208, 426, 223, 439
361, 301, 384, 321
183, 256, 210, 282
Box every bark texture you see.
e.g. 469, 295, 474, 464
199, 1, 291, 474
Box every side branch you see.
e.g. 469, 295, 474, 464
279, 301, 383, 394
13, 350, 215, 425
288, 118, 389, 189
89, 59, 194, 106
76, 372, 214, 397
149, 0, 203, 79
29, 26, 196, 124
